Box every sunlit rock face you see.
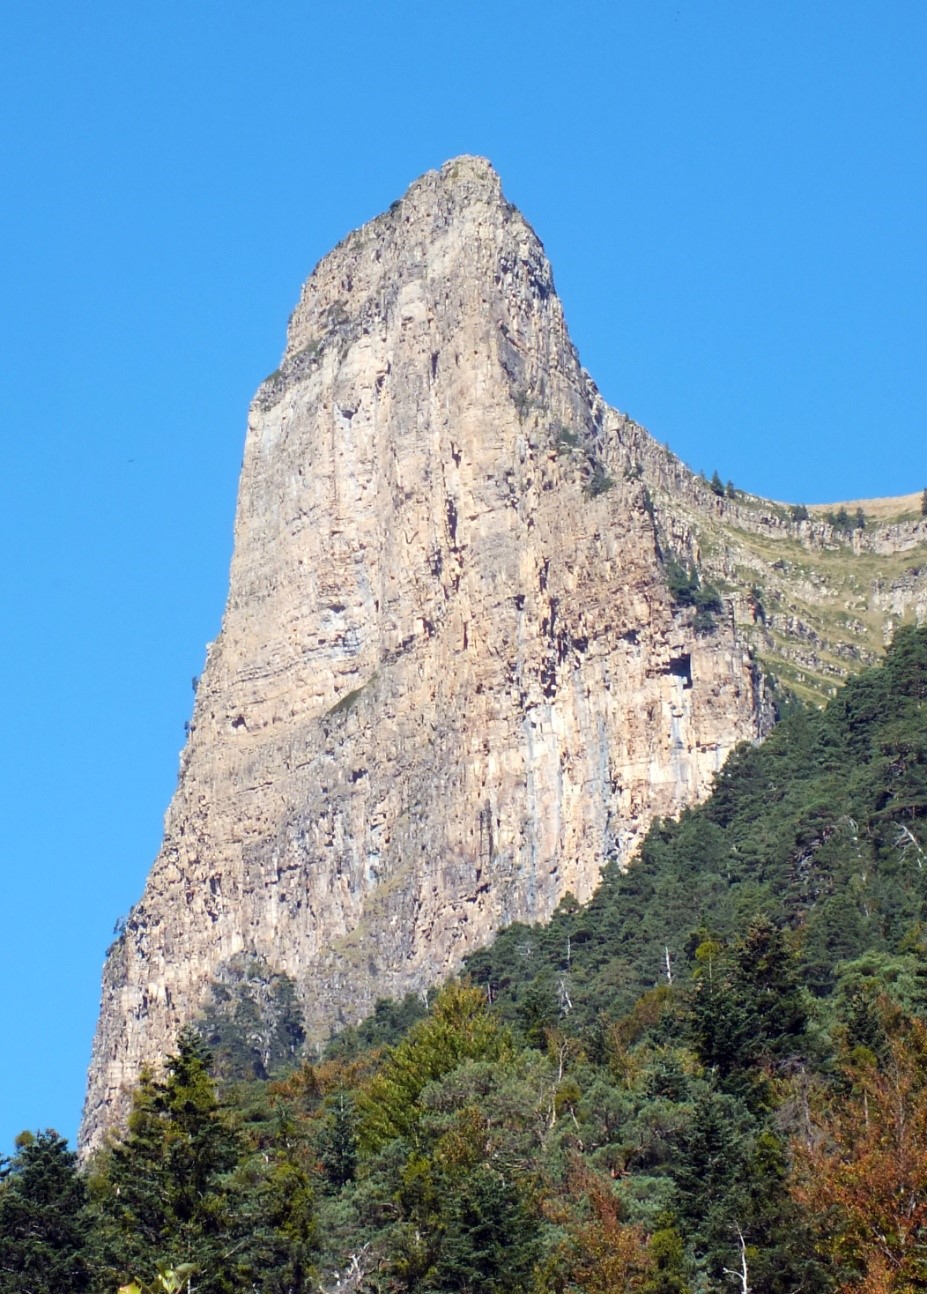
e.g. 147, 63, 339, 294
81, 157, 766, 1153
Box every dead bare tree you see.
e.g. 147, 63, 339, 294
895, 822, 925, 870
557, 976, 573, 1015
317, 1245, 375, 1294
722, 1227, 750, 1294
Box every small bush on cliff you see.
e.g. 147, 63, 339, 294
584, 461, 614, 497
552, 422, 579, 453
664, 554, 723, 631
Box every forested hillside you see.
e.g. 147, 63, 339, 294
3, 626, 926, 1294
464, 621, 927, 1021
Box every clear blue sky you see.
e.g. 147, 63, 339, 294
1, 1, 925, 1153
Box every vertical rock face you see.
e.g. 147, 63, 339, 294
81, 157, 765, 1152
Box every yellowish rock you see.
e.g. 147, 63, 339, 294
88, 157, 920, 1152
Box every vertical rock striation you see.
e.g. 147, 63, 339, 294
81, 157, 766, 1152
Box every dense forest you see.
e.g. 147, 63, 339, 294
2, 625, 926, 1294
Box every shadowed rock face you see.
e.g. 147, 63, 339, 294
81, 157, 766, 1153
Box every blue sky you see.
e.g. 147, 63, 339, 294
1, 1, 925, 1152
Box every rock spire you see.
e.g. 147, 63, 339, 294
81, 157, 765, 1152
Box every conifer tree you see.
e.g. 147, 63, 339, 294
0, 1129, 90, 1294
432, 1164, 540, 1294
317, 1091, 358, 1190
233, 1102, 319, 1294
89, 1029, 243, 1294
357, 982, 509, 1152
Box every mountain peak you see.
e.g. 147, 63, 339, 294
403, 154, 504, 208
281, 154, 519, 367
81, 160, 927, 1155
82, 158, 766, 1153
435, 152, 500, 186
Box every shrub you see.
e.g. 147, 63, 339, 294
553, 423, 579, 453
585, 462, 614, 497
664, 555, 722, 630
513, 389, 535, 420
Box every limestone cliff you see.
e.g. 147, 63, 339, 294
81, 156, 770, 1151
623, 437, 927, 704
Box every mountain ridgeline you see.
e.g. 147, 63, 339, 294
82, 156, 927, 1154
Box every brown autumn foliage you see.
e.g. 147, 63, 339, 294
539, 1159, 654, 1294
790, 1013, 927, 1294
269, 1055, 373, 1107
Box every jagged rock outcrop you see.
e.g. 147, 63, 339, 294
81, 157, 771, 1152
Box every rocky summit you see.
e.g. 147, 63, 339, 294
81, 156, 926, 1152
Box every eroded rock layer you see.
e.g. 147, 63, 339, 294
82, 158, 767, 1151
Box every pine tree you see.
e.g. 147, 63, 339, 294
233, 1103, 319, 1294
690, 919, 807, 1079
0, 1130, 90, 1294
732, 916, 808, 1064
357, 982, 509, 1152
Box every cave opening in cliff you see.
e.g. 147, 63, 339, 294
668, 653, 693, 689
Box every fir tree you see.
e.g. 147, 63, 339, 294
317, 1091, 358, 1190
89, 1029, 243, 1294
0, 1130, 90, 1294
433, 1165, 540, 1294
